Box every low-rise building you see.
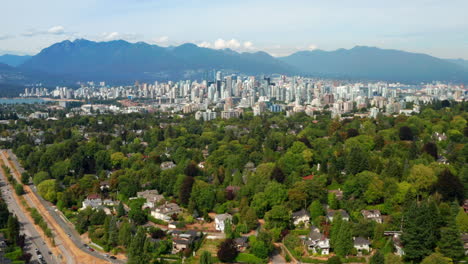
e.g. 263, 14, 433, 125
171, 230, 201, 254
215, 213, 233, 232
160, 161, 176, 170
292, 209, 310, 226
137, 189, 165, 209
304, 226, 330, 255
234, 237, 249, 252
361, 210, 383, 224
151, 202, 182, 222
353, 237, 371, 255
327, 209, 350, 222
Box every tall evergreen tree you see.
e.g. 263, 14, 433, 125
6, 214, 20, 245
438, 220, 465, 260
330, 215, 343, 249
401, 201, 439, 262
370, 250, 385, 264
117, 201, 126, 217
108, 217, 119, 248
345, 147, 368, 175
335, 221, 353, 257
128, 227, 148, 264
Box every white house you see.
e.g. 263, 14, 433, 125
327, 209, 350, 222
160, 161, 176, 170
353, 237, 370, 254
304, 226, 330, 255
81, 194, 103, 209
137, 189, 165, 209
215, 213, 233, 232
361, 210, 383, 224
151, 202, 182, 222
292, 209, 311, 226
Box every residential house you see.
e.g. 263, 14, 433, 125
137, 190, 165, 209
99, 181, 110, 191
234, 237, 249, 252
361, 210, 383, 224
171, 230, 201, 254
327, 209, 350, 222
81, 194, 114, 214
304, 226, 330, 255
82, 194, 103, 209
160, 161, 176, 170
292, 209, 311, 226
215, 213, 233, 232
151, 202, 182, 222
353, 237, 371, 255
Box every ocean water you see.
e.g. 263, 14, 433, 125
0, 98, 46, 104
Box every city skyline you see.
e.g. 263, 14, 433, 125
2, 0, 468, 59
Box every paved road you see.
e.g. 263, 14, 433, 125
5, 149, 125, 264
0, 175, 58, 264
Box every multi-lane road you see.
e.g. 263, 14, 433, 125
0, 172, 57, 264
1, 149, 124, 264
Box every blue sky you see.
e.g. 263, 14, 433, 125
1, 0, 468, 58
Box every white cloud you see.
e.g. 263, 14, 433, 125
243, 41, 254, 50
198, 38, 253, 50
48, 26, 65, 35
21, 26, 70, 37
214, 38, 241, 49
103, 32, 120, 41
308, 44, 318, 50
152, 36, 169, 46
197, 41, 211, 48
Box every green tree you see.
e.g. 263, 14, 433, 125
345, 146, 369, 175
118, 221, 132, 247
401, 201, 439, 262
370, 250, 385, 264
128, 227, 148, 264
335, 221, 353, 257
408, 164, 437, 195
438, 220, 465, 260
108, 217, 119, 248
309, 200, 325, 224
420, 253, 451, 264
327, 256, 342, 264
242, 207, 258, 231
199, 251, 213, 264
264, 205, 291, 230
117, 202, 126, 217
190, 180, 216, 215
20, 172, 30, 184
456, 208, 468, 233
435, 169, 464, 202
6, 214, 20, 245
384, 254, 403, 264
37, 179, 57, 202
328, 193, 339, 210
33, 171, 50, 185
250, 239, 270, 259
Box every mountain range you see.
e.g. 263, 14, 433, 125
0, 54, 32, 67
1, 39, 468, 88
